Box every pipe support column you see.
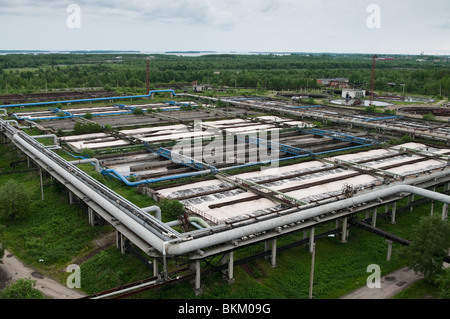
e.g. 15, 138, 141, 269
194, 260, 203, 296
443, 204, 448, 221
386, 240, 393, 261
341, 217, 348, 243
39, 169, 44, 201
271, 239, 277, 268
88, 207, 95, 226
372, 207, 377, 228
391, 201, 397, 224
153, 259, 159, 278
227, 251, 235, 284
309, 227, 315, 254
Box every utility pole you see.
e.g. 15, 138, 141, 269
370, 55, 378, 106
146, 57, 150, 94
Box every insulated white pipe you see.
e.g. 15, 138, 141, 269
12, 133, 173, 248
5, 120, 28, 129
9, 119, 450, 258
31, 134, 59, 146
142, 206, 162, 221
164, 180, 450, 256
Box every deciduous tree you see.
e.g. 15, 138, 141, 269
0, 179, 30, 222
400, 215, 450, 282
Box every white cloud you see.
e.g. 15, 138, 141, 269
0, 0, 448, 54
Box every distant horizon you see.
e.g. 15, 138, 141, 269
1, 49, 448, 57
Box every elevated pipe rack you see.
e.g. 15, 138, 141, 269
0, 90, 177, 109
1, 117, 450, 264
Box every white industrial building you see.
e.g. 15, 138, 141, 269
342, 89, 366, 99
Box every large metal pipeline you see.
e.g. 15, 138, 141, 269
5, 118, 450, 259
142, 206, 162, 221
12, 132, 177, 247
30, 134, 59, 146
163, 179, 450, 256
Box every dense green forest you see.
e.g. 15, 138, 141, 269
0, 53, 449, 98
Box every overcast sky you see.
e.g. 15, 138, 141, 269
1, 0, 449, 55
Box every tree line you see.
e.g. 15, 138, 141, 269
0, 53, 449, 98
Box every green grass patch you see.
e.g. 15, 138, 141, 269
392, 280, 439, 299
79, 247, 152, 294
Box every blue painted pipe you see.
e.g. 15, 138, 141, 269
101, 142, 372, 187
363, 116, 402, 122
0, 90, 177, 109
101, 168, 213, 187
107, 142, 370, 186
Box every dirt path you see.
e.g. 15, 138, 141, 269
0, 232, 116, 299
0, 250, 86, 299
339, 267, 423, 299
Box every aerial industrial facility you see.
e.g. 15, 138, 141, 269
1, 87, 450, 298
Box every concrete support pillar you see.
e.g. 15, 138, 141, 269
27, 156, 30, 168
341, 217, 348, 243
309, 243, 316, 299
372, 207, 377, 228
153, 258, 159, 278
116, 230, 121, 250
309, 228, 315, 253
194, 260, 203, 296
39, 169, 44, 201
68, 191, 73, 205
442, 204, 448, 221
88, 207, 95, 226
120, 233, 127, 255
431, 200, 434, 216
116, 231, 127, 254
409, 194, 415, 212
391, 201, 397, 224
386, 240, 393, 261
227, 251, 235, 284
365, 210, 370, 220
271, 239, 277, 268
